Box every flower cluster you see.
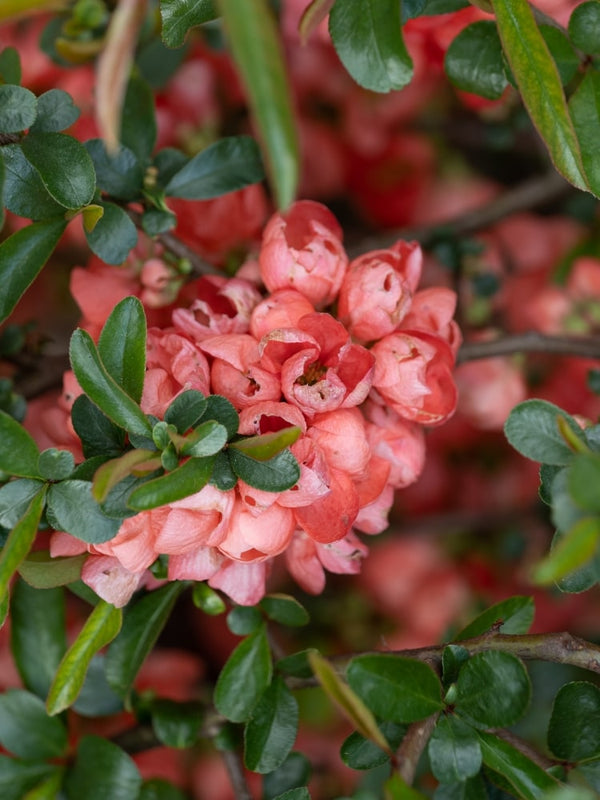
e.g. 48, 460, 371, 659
33, 200, 459, 607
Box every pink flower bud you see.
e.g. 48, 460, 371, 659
250, 289, 315, 339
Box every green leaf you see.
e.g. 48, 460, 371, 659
164, 389, 208, 432
444, 21, 508, 99
0, 410, 41, 477
137, 38, 188, 89
428, 714, 482, 783
340, 722, 407, 771
47, 481, 122, 544
38, 448, 74, 480
85, 201, 138, 265
218, 0, 299, 209
105, 583, 186, 698
244, 676, 299, 773
92, 449, 157, 504
127, 455, 215, 510
271, 791, 311, 800
202, 394, 239, 438
490, 0, 587, 192
120, 75, 157, 166
532, 517, 600, 585
64, 736, 141, 800
30, 89, 80, 133
46, 600, 123, 715
230, 427, 302, 461
309, 651, 392, 753
160, 0, 219, 48
441, 645, 470, 688
347, 653, 443, 723
454, 596, 535, 640
69, 328, 152, 437
1, 144, 65, 220
229, 448, 300, 492
384, 773, 429, 799
166, 135, 264, 199
539, 25, 578, 87
0, 689, 67, 759
0, 479, 44, 528
85, 140, 144, 200
568, 1, 600, 54
548, 681, 600, 760
260, 593, 309, 627
227, 604, 263, 635
432, 774, 487, 800
214, 624, 272, 722
0, 757, 55, 800
21, 132, 96, 209
329, 0, 413, 93
276, 649, 317, 680
151, 699, 203, 748
0, 85, 37, 133
504, 399, 586, 465
210, 449, 238, 491
71, 655, 123, 717
477, 730, 558, 799
454, 651, 531, 728
263, 752, 311, 800
0, 218, 66, 323
98, 296, 146, 402
0, 486, 46, 603
139, 779, 189, 800
0, 48, 21, 84
178, 420, 228, 457
22, 767, 65, 800
142, 208, 177, 235
18, 550, 87, 590
10, 580, 66, 698
71, 395, 127, 458
192, 581, 226, 614
569, 71, 600, 204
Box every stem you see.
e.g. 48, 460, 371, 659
457, 332, 600, 364
395, 712, 440, 785
222, 748, 253, 800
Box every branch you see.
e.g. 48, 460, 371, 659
457, 332, 600, 364
221, 748, 253, 800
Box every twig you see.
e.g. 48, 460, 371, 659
222, 748, 253, 800
457, 332, 600, 364
395, 712, 440, 785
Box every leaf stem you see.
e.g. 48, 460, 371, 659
457, 331, 600, 363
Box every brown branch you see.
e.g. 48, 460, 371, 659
395, 712, 440, 785
221, 748, 253, 800
457, 332, 600, 364
349, 170, 573, 255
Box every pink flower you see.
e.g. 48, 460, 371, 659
371, 330, 457, 426
307, 408, 371, 479
365, 402, 426, 488
238, 401, 307, 436
172, 275, 261, 341
455, 357, 527, 430
218, 500, 295, 560
294, 466, 359, 543
259, 200, 348, 308
147, 328, 211, 395
285, 530, 368, 595
401, 287, 462, 356
250, 289, 315, 340
337, 241, 422, 342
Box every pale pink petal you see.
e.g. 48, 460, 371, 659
209, 559, 268, 605
82, 555, 143, 608
168, 547, 224, 581
285, 532, 326, 595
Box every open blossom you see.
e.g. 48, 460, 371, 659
259, 199, 348, 307
173, 275, 261, 341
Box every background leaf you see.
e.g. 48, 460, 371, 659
0, 689, 67, 759
547, 681, 600, 761
504, 399, 586, 465
444, 21, 507, 99
85, 140, 144, 200
64, 736, 141, 800
85, 202, 138, 265
214, 624, 272, 722
455, 596, 535, 640
0, 487, 46, 603
244, 676, 299, 773
0, 85, 37, 133
0, 410, 41, 478
160, 0, 219, 48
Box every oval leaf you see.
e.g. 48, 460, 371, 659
569, 71, 600, 203
98, 296, 146, 402
0, 410, 41, 478
0, 85, 37, 133
445, 21, 507, 99
85, 139, 144, 200
160, 0, 219, 48
47, 481, 122, 544
454, 596, 535, 640
0, 487, 46, 603
548, 681, 600, 761
1, 145, 65, 220
428, 714, 482, 783
64, 735, 141, 800
18, 550, 87, 590
260, 594, 309, 627
477, 730, 559, 799
21, 132, 96, 209
30, 88, 80, 133
127, 456, 215, 510
85, 201, 138, 265
214, 624, 272, 722
179, 420, 228, 457
0, 689, 67, 760
504, 399, 586, 465
228, 448, 300, 492
244, 676, 299, 773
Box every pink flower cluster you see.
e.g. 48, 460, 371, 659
45, 200, 460, 607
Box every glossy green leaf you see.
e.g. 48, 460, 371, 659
71, 395, 126, 458
227, 605, 263, 635
127, 455, 215, 510
120, 75, 157, 166
444, 21, 507, 99
454, 596, 535, 640
441, 645, 470, 688
428, 714, 481, 783
37, 448, 74, 481
230, 427, 302, 461
0, 218, 66, 323
98, 296, 146, 402
1, 145, 65, 220
329, 0, 413, 93
0, 689, 67, 759
260, 593, 309, 627
47, 481, 122, 544
568, 1, 600, 54
0, 479, 44, 528
142, 208, 177, 235
69, 328, 152, 436
46, 601, 123, 715
0, 487, 46, 603
105, 583, 186, 698
229, 448, 300, 492
490, 0, 587, 192
161, 0, 219, 48
85, 139, 144, 200
340, 721, 407, 771
151, 699, 203, 748
10, 580, 66, 698
0, 410, 41, 477
85, 201, 138, 265
477, 730, 558, 799
71, 655, 123, 717
454, 651, 531, 728
504, 399, 586, 465
209, 450, 238, 491
309, 651, 392, 753
0, 758, 55, 800
214, 624, 272, 722
64, 736, 141, 800
569, 71, 600, 200
179, 420, 229, 457
21, 132, 96, 209
539, 26, 578, 87
218, 0, 299, 208
533, 517, 600, 585
92, 449, 157, 504
165, 135, 264, 198
164, 389, 208, 432
30, 89, 80, 133
244, 676, 299, 773
202, 394, 239, 438
548, 681, 600, 760
0, 85, 37, 133
347, 653, 443, 723
18, 550, 87, 590
192, 582, 226, 614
